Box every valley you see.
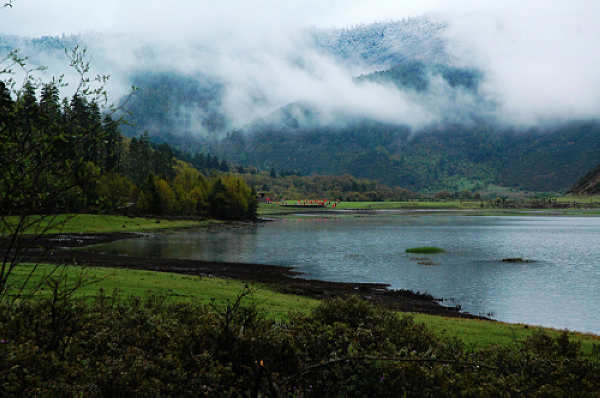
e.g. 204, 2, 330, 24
3, 3, 600, 395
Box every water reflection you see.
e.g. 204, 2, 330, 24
89, 215, 600, 333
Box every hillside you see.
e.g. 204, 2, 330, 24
312, 17, 449, 69
118, 71, 225, 150
3, 19, 600, 193
214, 119, 600, 192
570, 163, 600, 195
356, 60, 482, 93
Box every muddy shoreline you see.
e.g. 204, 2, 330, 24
17, 232, 488, 320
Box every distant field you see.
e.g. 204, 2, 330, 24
259, 201, 600, 218
334, 200, 483, 210
1, 214, 215, 235
259, 200, 483, 215
6, 263, 599, 354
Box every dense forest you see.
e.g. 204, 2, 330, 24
116, 75, 600, 193
242, 172, 421, 201
214, 119, 600, 192
5, 33, 600, 194
355, 59, 482, 93
118, 71, 227, 152
0, 80, 257, 220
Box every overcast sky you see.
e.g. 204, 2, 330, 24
2, 0, 600, 128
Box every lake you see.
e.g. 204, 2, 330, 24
89, 213, 600, 333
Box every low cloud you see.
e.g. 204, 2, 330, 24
440, 0, 600, 125
2, 0, 599, 132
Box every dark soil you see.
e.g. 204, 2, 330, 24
18, 232, 488, 320
13, 232, 142, 248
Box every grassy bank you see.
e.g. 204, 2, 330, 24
6, 263, 599, 355
7, 264, 317, 319
411, 313, 600, 357
3, 214, 217, 235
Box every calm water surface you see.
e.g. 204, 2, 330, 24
90, 214, 600, 333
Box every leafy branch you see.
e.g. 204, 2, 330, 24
67, 45, 110, 107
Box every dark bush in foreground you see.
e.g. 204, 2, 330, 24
1, 293, 599, 396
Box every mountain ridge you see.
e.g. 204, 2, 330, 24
2, 20, 599, 192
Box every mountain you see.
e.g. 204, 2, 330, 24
312, 18, 449, 70
0, 34, 79, 57
214, 119, 600, 192
118, 71, 226, 150
356, 60, 482, 92
569, 163, 600, 195
3, 21, 600, 193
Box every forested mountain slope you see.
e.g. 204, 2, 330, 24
570, 163, 600, 195
3, 18, 600, 193
215, 120, 600, 192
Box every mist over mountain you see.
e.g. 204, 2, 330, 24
2, 11, 600, 192
312, 18, 450, 72
0, 17, 479, 133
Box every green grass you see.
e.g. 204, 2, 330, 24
258, 200, 484, 216
260, 196, 600, 217
406, 247, 445, 254
6, 263, 318, 319
6, 263, 600, 354
3, 214, 216, 235
411, 313, 600, 357
334, 200, 483, 210
260, 203, 600, 218
556, 194, 600, 204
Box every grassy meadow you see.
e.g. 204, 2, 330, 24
266, 200, 484, 210
333, 200, 483, 210
6, 263, 319, 320
257, 200, 482, 216
6, 263, 600, 355
2, 214, 217, 235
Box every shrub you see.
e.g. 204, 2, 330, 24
1, 293, 599, 396
96, 173, 135, 211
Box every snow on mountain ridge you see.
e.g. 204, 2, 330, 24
313, 17, 450, 73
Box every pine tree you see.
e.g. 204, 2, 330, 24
102, 114, 122, 172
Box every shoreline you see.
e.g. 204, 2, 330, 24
261, 208, 600, 217
19, 231, 488, 320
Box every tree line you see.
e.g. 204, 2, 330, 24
0, 80, 257, 220
241, 172, 421, 201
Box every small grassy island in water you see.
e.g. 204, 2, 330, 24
406, 246, 446, 254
